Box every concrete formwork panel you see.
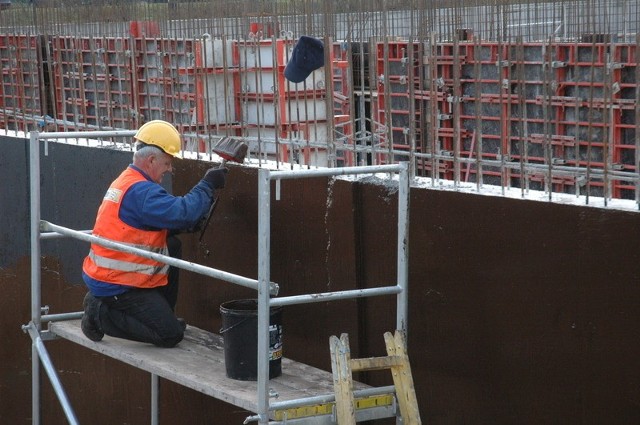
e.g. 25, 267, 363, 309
0, 35, 42, 131
375, 39, 640, 199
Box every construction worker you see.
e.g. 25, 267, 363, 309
80, 120, 227, 347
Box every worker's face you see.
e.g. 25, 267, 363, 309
148, 152, 173, 183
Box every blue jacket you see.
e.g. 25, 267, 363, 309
83, 164, 214, 296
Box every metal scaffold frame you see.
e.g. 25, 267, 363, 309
23, 129, 411, 425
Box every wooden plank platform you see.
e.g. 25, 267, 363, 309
47, 320, 364, 419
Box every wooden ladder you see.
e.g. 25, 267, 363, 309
329, 330, 422, 425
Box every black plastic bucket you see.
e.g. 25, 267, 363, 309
219, 299, 283, 381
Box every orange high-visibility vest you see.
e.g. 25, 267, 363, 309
82, 168, 169, 288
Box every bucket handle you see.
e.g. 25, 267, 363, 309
219, 317, 253, 334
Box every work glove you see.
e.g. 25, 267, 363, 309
203, 167, 227, 189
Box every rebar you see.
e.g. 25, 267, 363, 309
0, 0, 638, 205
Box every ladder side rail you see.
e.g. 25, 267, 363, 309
383, 331, 421, 425
330, 334, 356, 425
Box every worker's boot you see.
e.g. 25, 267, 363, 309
177, 318, 187, 332
81, 292, 104, 342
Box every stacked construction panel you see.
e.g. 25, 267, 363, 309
374, 38, 640, 199
132, 37, 195, 128
331, 41, 354, 166
184, 35, 344, 165
374, 41, 423, 165
234, 37, 329, 164
0, 35, 42, 131
50, 36, 135, 130
49, 34, 196, 137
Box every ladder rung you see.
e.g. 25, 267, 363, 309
350, 355, 404, 371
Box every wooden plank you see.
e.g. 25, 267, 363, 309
48, 320, 360, 417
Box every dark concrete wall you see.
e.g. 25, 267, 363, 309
2, 136, 640, 424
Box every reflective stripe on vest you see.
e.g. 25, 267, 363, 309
82, 167, 169, 289
86, 237, 170, 276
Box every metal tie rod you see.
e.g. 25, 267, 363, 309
40, 221, 279, 296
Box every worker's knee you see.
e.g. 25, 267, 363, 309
155, 328, 184, 348
155, 317, 186, 347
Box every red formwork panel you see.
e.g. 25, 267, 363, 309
375, 38, 639, 199
457, 41, 527, 187
129, 21, 161, 38
186, 37, 242, 153
415, 41, 461, 178
331, 42, 355, 166
332, 41, 351, 116
48, 34, 199, 145
374, 41, 424, 165
49, 35, 136, 130
0, 34, 42, 131
501, 41, 636, 198
175, 36, 353, 163
237, 38, 329, 124
236, 37, 331, 164
131, 37, 195, 130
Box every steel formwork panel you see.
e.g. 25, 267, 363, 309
331, 42, 351, 116
184, 36, 341, 159
236, 38, 327, 95
374, 39, 640, 198
374, 41, 424, 165
190, 37, 239, 134
237, 38, 329, 129
330, 43, 354, 166
0, 34, 42, 131
50, 36, 135, 130
133, 37, 195, 128
4, 29, 637, 200
46, 34, 350, 162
